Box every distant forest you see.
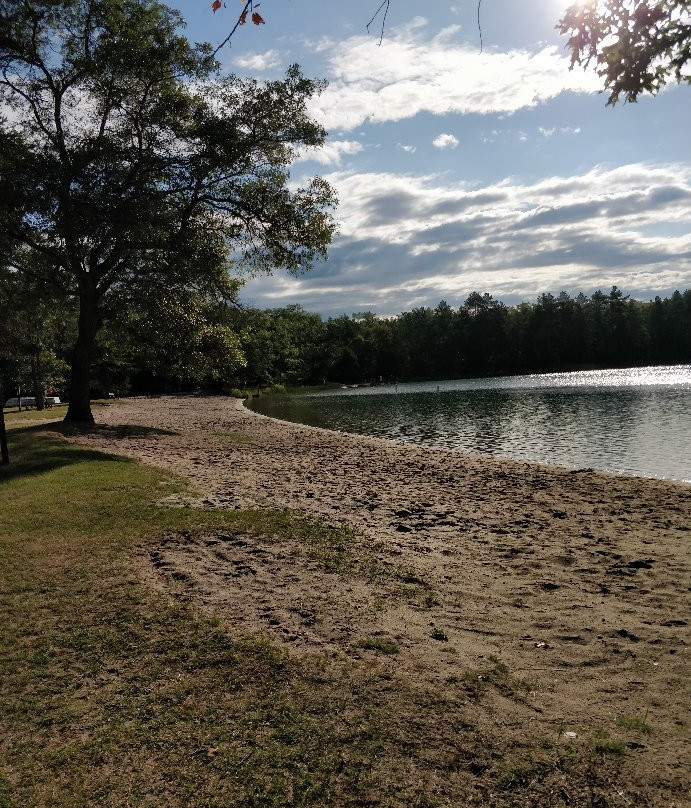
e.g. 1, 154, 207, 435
224, 286, 691, 389
3, 286, 690, 400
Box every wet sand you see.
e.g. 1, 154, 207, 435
69, 394, 690, 802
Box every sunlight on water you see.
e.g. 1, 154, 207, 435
310, 364, 691, 395
249, 366, 691, 483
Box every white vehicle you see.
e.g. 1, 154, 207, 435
3, 396, 61, 408
4, 396, 36, 408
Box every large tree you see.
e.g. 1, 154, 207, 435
0, 0, 336, 422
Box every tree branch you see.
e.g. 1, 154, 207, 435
212, 0, 252, 57
366, 0, 390, 47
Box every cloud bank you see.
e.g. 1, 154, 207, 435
308, 20, 600, 131
242, 162, 691, 316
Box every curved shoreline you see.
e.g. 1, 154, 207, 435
66, 394, 691, 800
245, 388, 691, 485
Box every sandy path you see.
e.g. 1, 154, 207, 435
69, 394, 691, 799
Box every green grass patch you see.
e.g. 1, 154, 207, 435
0, 428, 417, 806
616, 714, 653, 734
3, 399, 129, 429
227, 387, 253, 400
358, 636, 400, 655
593, 739, 627, 756
3, 404, 67, 426
591, 728, 627, 756
423, 591, 441, 608
461, 655, 531, 701
283, 515, 384, 579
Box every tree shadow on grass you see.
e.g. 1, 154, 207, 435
55, 424, 179, 439
0, 425, 131, 486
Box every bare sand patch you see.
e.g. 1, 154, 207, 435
68, 394, 691, 804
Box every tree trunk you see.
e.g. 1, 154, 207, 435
0, 380, 9, 464
64, 280, 99, 424
32, 349, 45, 411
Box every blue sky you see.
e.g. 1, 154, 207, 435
175, 0, 691, 317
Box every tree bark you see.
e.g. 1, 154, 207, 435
0, 380, 9, 464
64, 280, 99, 424
32, 349, 45, 411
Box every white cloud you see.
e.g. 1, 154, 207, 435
397, 143, 417, 153
242, 163, 691, 316
234, 49, 281, 71
308, 20, 600, 131
303, 36, 336, 53
539, 125, 582, 137
294, 139, 363, 166
432, 133, 459, 149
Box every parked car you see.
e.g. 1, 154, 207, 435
4, 396, 36, 408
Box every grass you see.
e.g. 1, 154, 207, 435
358, 636, 400, 655
3, 404, 67, 425
0, 426, 649, 807
2, 399, 126, 428
460, 655, 532, 700
0, 428, 422, 806
0, 430, 395, 805
290, 515, 385, 579
423, 591, 441, 608
616, 714, 653, 735
592, 729, 627, 756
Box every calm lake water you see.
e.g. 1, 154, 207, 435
248, 366, 691, 483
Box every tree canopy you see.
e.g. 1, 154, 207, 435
0, 0, 336, 422
559, 0, 690, 103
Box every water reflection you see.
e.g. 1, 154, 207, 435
249, 366, 691, 482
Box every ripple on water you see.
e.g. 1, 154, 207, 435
249, 366, 691, 483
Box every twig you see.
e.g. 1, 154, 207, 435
477, 0, 483, 53
513, 667, 557, 671
613, 787, 631, 805
366, 0, 390, 47
212, 0, 252, 57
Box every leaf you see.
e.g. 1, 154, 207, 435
239, 9, 247, 24
211, 0, 222, 11
251, 11, 265, 25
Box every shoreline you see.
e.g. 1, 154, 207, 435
65, 394, 691, 802
244, 395, 691, 486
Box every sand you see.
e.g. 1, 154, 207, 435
69, 394, 690, 802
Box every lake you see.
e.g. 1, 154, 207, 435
248, 365, 691, 483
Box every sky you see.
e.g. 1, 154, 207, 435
174, 0, 691, 317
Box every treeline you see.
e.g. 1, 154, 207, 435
230, 288, 691, 386
2, 284, 690, 401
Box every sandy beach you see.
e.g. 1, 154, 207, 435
68, 394, 690, 804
